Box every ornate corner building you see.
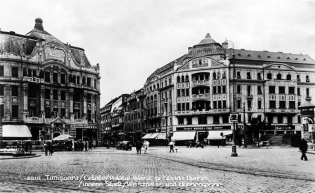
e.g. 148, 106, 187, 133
102, 33, 315, 145
0, 18, 101, 142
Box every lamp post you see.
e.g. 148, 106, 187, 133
243, 102, 246, 148
224, 39, 238, 157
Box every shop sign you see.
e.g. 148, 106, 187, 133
276, 125, 295, 130
177, 127, 210, 131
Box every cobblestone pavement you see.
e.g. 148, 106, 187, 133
0, 147, 314, 193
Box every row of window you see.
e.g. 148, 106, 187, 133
177, 115, 230, 125
236, 71, 311, 82
147, 77, 172, 93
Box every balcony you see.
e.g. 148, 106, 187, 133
24, 116, 44, 124
306, 96, 312, 101
192, 80, 210, 87
23, 77, 44, 83
192, 93, 211, 101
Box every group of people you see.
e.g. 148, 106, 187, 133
135, 140, 150, 154
43, 142, 54, 156
74, 139, 97, 151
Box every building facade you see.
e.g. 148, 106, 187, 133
103, 33, 315, 145
0, 18, 101, 143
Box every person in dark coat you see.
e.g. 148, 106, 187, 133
299, 138, 308, 161
48, 143, 54, 156
136, 141, 143, 154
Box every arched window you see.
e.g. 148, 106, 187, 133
153, 85, 156, 90
277, 74, 282, 80
257, 73, 261, 80
157, 83, 159, 89
161, 82, 164, 87
286, 74, 291, 80
185, 75, 189, 82
237, 71, 241, 79
297, 75, 300, 82
150, 86, 152, 91
306, 75, 310, 82
169, 77, 172, 84
181, 75, 184, 82
267, 73, 272, 79
213, 72, 216, 80
165, 80, 167, 86
177, 76, 180, 83
247, 72, 251, 79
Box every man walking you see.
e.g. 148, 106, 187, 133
299, 138, 308, 161
169, 140, 174, 153
143, 140, 149, 154
136, 141, 143, 154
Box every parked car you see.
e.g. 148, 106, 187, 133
116, 141, 132, 150
259, 141, 270, 146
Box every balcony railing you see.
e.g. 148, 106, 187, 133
192, 80, 210, 87
192, 93, 211, 100
23, 77, 44, 83
306, 96, 312, 101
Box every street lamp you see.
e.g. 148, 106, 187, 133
224, 39, 238, 157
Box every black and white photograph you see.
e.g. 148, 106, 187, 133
0, 0, 315, 192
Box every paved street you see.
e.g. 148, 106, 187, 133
0, 146, 314, 193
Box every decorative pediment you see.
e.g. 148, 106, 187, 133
263, 63, 295, 71
50, 117, 66, 124
44, 46, 66, 63
177, 57, 225, 71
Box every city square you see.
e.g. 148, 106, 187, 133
0, 146, 314, 192
1, 1, 315, 192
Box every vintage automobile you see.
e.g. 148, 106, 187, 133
117, 141, 132, 151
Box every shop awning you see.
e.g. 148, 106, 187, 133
147, 133, 160, 139
2, 125, 32, 140
156, 133, 166, 140
207, 130, 233, 139
172, 131, 196, 141
52, 134, 74, 141
142, 133, 153, 139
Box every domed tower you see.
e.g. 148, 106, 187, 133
188, 33, 225, 61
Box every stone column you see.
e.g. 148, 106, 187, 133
68, 89, 74, 118
91, 94, 95, 123
40, 86, 45, 118
22, 83, 29, 120
83, 91, 87, 120
5, 85, 11, 119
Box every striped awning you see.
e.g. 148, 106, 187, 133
207, 130, 232, 139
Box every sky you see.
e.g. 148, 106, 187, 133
1, 0, 315, 107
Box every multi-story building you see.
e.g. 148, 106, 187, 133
124, 89, 146, 144
103, 33, 315, 146
109, 94, 128, 143
0, 18, 101, 143
100, 97, 119, 145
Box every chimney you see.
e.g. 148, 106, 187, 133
34, 18, 44, 30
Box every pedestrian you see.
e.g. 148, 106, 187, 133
169, 140, 174, 153
85, 141, 88, 151
143, 140, 149, 154
299, 138, 308, 161
48, 143, 54, 156
93, 140, 96, 149
136, 141, 143, 154
44, 142, 48, 156
88, 139, 92, 150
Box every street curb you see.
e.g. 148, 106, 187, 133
0, 154, 41, 160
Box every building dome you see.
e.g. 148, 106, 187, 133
188, 33, 225, 58
198, 33, 217, 45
